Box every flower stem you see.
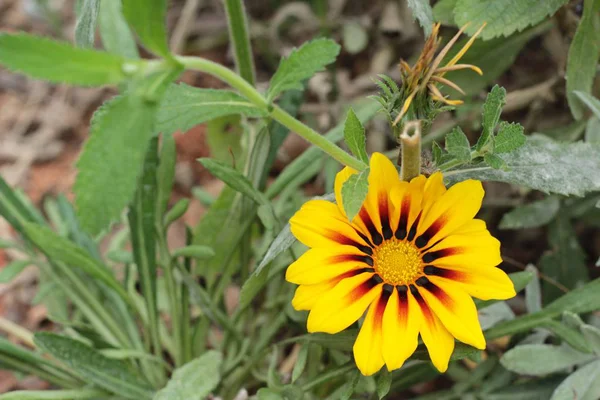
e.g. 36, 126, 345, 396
176, 56, 367, 171
223, 0, 256, 85
399, 120, 422, 181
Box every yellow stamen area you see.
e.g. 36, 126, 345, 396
373, 239, 422, 286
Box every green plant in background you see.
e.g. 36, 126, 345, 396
0, 0, 599, 399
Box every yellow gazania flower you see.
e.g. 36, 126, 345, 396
286, 153, 516, 376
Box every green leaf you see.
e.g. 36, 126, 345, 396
0, 389, 106, 400
500, 344, 594, 376
486, 377, 563, 400
156, 84, 266, 135
542, 320, 592, 354
198, 158, 269, 206
0, 260, 29, 283
122, 0, 171, 58
581, 325, 600, 355
338, 371, 361, 400
164, 198, 190, 227
432, 0, 457, 25
343, 108, 369, 163
494, 122, 526, 154
153, 351, 222, 400
99, 0, 139, 59
477, 85, 506, 151
376, 369, 392, 400
575, 91, 600, 120
341, 169, 369, 221
550, 360, 600, 400
445, 127, 471, 162
445, 24, 549, 96
407, 0, 434, 35
566, 0, 600, 120
267, 38, 341, 101
454, 0, 568, 40
499, 196, 560, 230
291, 344, 309, 383
585, 117, 600, 145
540, 214, 589, 302
75, 68, 180, 234
171, 245, 215, 259
157, 133, 176, 216
21, 222, 128, 301
0, 33, 134, 86
75, 0, 100, 48
446, 136, 600, 196
483, 153, 507, 170
34, 332, 153, 399
342, 22, 369, 54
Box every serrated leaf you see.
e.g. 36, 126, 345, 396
500, 344, 594, 376
75, 68, 180, 234
99, 0, 139, 59
446, 136, 600, 196
499, 196, 560, 230
550, 360, 600, 400
153, 351, 222, 400
34, 333, 153, 399
156, 84, 266, 135
0, 260, 29, 283
454, 0, 568, 40
267, 38, 340, 101
75, 0, 100, 48
566, 0, 600, 120
341, 169, 369, 221
432, 0, 457, 25
445, 127, 471, 162
477, 85, 506, 151
122, 0, 171, 58
0, 33, 133, 86
483, 153, 507, 170
495, 122, 526, 154
343, 108, 369, 163
407, 0, 434, 35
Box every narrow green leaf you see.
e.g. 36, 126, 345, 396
34, 333, 153, 399
171, 245, 215, 260
223, 0, 255, 85
542, 320, 592, 354
99, 0, 139, 59
0, 33, 133, 86
485, 377, 563, 400
431, 141, 443, 165
156, 84, 266, 135
445, 127, 471, 162
494, 122, 526, 154
164, 198, 190, 227
198, 158, 269, 206
291, 344, 309, 383
0, 260, 29, 283
566, 0, 600, 119
376, 369, 392, 399
446, 136, 600, 196
75, 68, 180, 234
477, 85, 506, 151
122, 0, 171, 58
575, 91, 600, 120
585, 117, 600, 145
267, 38, 341, 101
343, 108, 369, 163
157, 133, 176, 217
500, 344, 594, 376
499, 196, 560, 230
21, 222, 128, 301
153, 351, 222, 400
407, 0, 434, 35
581, 325, 600, 355
0, 389, 106, 400
454, 0, 568, 39
550, 359, 600, 400
483, 153, 507, 170
341, 169, 369, 221
75, 0, 100, 48
525, 265, 542, 313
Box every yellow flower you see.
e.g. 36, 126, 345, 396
286, 153, 516, 376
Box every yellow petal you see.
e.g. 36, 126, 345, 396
382, 289, 422, 370
425, 231, 502, 269
307, 273, 382, 334
334, 166, 358, 216
292, 281, 339, 310
418, 278, 486, 350
416, 180, 484, 246
415, 291, 455, 372
290, 200, 370, 249
353, 294, 386, 376
427, 266, 516, 301
421, 172, 447, 217
286, 245, 371, 285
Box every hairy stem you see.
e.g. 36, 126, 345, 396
399, 120, 422, 181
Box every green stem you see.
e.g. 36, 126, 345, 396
223, 0, 256, 85
399, 121, 422, 181
301, 363, 355, 391
0, 389, 107, 400
0, 317, 34, 348
176, 56, 367, 171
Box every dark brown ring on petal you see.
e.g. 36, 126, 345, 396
359, 208, 383, 246
356, 231, 375, 249
395, 195, 411, 239
396, 284, 409, 294
370, 274, 384, 286
409, 284, 419, 296
415, 219, 446, 249
407, 213, 422, 242
421, 247, 458, 263
378, 193, 393, 240
330, 232, 373, 255
416, 276, 430, 286
423, 265, 462, 280
419, 280, 453, 308
383, 283, 394, 295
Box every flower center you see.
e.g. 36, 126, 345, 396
372, 238, 422, 286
